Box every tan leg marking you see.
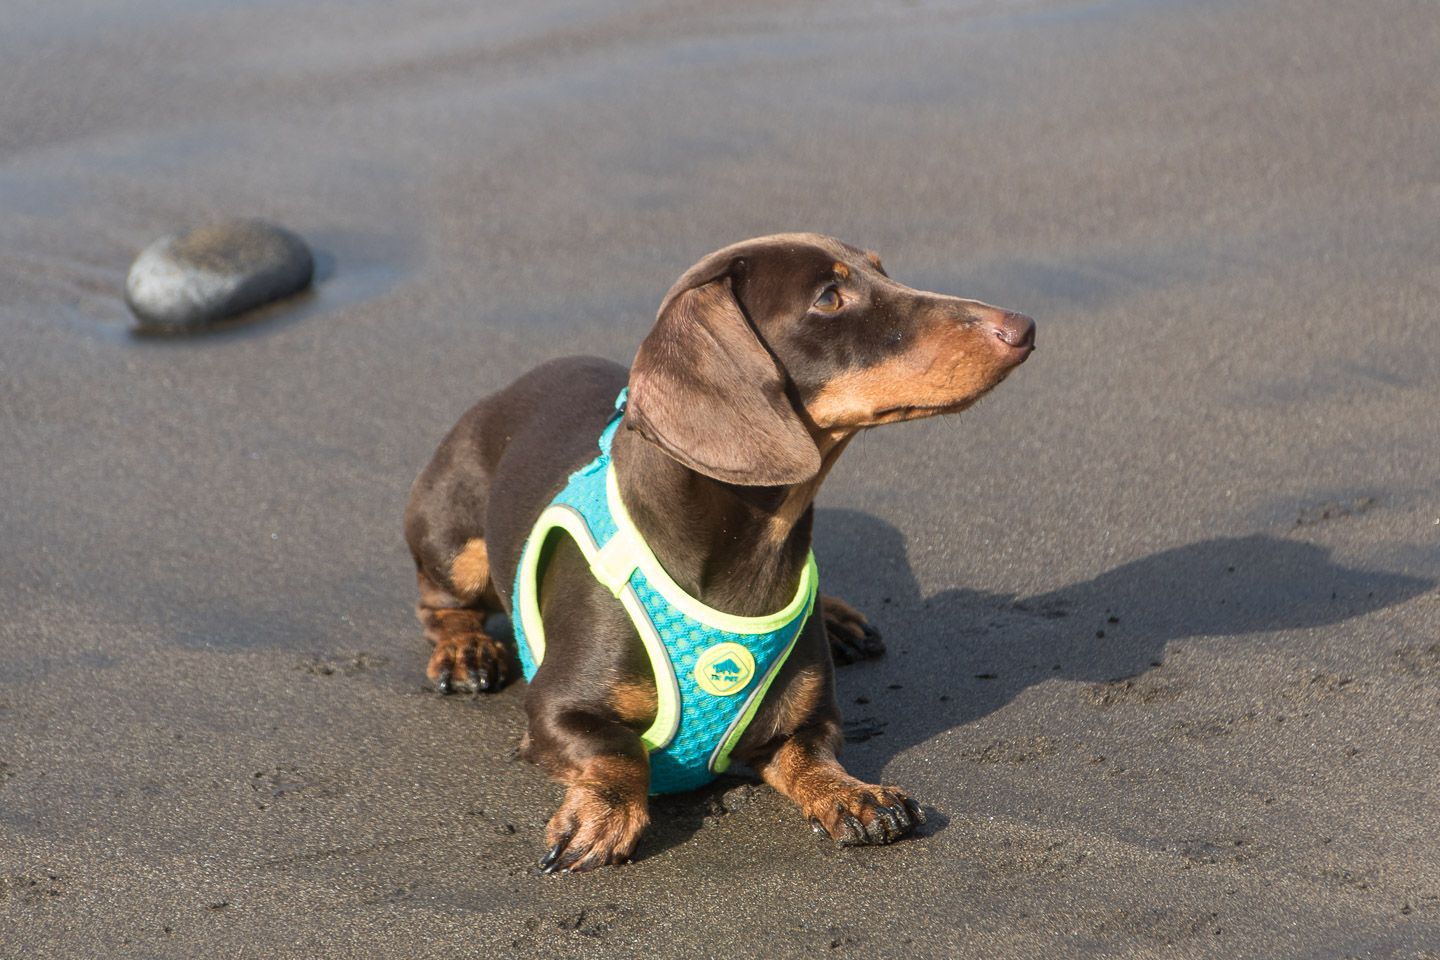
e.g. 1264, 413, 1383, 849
415, 568, 510, 694
822, 594, 870, 629
759, 738, 922, 845
541, 755, 651, 873
609, 680, 659, 727
449, 538, 491, 598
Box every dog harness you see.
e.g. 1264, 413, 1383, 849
511, 390, 819, 794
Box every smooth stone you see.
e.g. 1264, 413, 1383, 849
125, 220, 314, 333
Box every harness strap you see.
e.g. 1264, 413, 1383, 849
512, 389, 819, 791
520, 504, 684, 752
589, 526, 640, 597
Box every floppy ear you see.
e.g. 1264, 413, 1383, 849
628, 262, 821, 486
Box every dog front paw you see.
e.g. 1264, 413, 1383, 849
538, 784, 649, 874
806, 783, 923, 846
821, 594, 885, 664
426, 631, 511, 694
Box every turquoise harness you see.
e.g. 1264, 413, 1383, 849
512, 390, 818, 794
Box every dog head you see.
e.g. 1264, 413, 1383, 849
627, 233, 1034, 486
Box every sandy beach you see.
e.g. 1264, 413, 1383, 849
2, 0, 1438, 956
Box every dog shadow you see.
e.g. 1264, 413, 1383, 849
810, 508, 1434, 791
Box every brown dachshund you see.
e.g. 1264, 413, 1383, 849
403, 233, 1034, 872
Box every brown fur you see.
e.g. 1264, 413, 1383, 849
762, 433, 853, 546
758, 737, 919, 844
542, 755, 651, 872
402, 233, 1032, 870
819, 592, 887, 665
763, 665, 828, 742
820, 594, 870, 632
415, 569, 510, 693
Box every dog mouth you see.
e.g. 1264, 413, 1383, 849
872, 367, 1027, 422
1005, 340, 1035, 363
872, 396, 984, 422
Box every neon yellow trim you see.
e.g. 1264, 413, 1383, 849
519, 469, 820, 765
618, 587, 681, 751
517, 505, 599, 668
589, 532, 640, 596
711, 560, 818, 773
517, 505, 681, 751
604, 465, 817, 634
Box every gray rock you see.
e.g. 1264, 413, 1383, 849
125, 220, 314, 333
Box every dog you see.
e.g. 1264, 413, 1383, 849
403, 233, 1034, 872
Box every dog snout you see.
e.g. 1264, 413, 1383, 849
968, 306, 1036, 352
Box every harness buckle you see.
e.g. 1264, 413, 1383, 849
589, 531, 639, 597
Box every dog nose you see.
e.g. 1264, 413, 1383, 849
970, 306, 1036, 350
990, 312, 1036, 349
994, 311, 1035, 349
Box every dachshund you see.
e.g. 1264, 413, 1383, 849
403, 233, 1034, 872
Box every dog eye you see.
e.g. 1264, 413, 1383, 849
813, 286, 843, 312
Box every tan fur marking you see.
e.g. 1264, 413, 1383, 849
610, 680, 659, 726
761, 738, 856, 812
449, 538, 491, 598
551, 754, 643, 797
833, 261, 850, 280
804, 326, 1011, 430
760, 738, 918, 842
545, 754, 651, 871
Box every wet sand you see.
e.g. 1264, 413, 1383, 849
2, 0, 1439, 956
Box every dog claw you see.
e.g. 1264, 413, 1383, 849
827, 619, 886, 665
539, 833, 573, 873
813, 787, 923, 846
872, 804, 902, 841
839, 813, 867, 846
425, 633, 509, 695
563, 852, 595, 873
903, 796, 925, 825
553, 847, 601, 874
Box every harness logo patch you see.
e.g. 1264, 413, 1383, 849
694, 642, 756, 697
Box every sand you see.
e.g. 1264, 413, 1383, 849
2, 0, 1438, 956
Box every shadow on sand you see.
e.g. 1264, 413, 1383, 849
812, 508, 1434, 774
645, 508, 1432, 856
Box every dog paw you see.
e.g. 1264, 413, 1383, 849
426, 632, 510, 694
538, 785, 649, 874
822, 595, 885, 665
806, 784, 923, 846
